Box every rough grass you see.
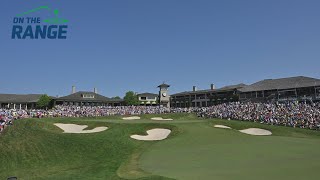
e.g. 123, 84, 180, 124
0, 117, 175, 179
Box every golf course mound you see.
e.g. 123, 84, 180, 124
151, 117, 173, 121
214, 124, 231, 129
130, 128, 171, 141
122, 116, 141, 120
54, 123, 108, 133
239, 128, 272, 136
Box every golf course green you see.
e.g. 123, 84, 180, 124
0, 113, 319, 179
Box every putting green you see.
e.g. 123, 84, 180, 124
140, 122, 320, 180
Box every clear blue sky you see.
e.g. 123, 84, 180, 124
0, 0, 320, 98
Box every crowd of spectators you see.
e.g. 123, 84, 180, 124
44, 105, 171, 117
1, 102, 320, 132
0, 106, 170, 132
0, 109, 27, 132
196, 102, 320, 130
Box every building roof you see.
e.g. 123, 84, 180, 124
171, 83, 246, 96
0, 94, 46, 103
57, 91, 123, 102
137, 92, 158, 98
239, 76, 320, 92
218, 83, 247, 91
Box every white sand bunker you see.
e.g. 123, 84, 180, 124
151, 117, 173, 121
122, 116, 141, 120
239, 128, 272, 136
130, 128, 171, 141
54, 123, 108, 134
214, 125, 231, 129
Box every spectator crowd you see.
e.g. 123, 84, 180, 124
1, 102, 320, 132
0, 106, 170, 132
195, 102, 320, 130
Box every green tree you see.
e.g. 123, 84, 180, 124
36, 94, 52, 109
112, 96, 121, 100
123, 91, 139, 106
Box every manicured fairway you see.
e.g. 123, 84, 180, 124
140, 121, 320, 180
0, 114, 319, 180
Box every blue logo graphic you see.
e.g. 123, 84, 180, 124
12, 6, 69, 39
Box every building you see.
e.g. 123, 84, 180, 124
55, 87, 123, 106
171, 76, 320, 107
239, 76, 320, 102
137, 93, 158, 106
1, 76, 319, 109
170, 83, 246, 108
0, 94, 47, 109
158, 83, 170, 107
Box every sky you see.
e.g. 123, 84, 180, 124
0, 0, 320, 98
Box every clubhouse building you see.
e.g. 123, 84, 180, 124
170, 76, 320, 107
170, 83, 246, 108
1, 76, 320, 109
238, 76, 320, 102
137, 92, 158, 106
54, 87, 123, 106
0, 94, 46, 109
0, 87, 123, 109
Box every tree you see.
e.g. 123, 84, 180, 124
123, 91, 139, 106
112, 96, 121, 100
36, 94, 52, 109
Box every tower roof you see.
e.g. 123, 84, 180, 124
158, 83, 170, 88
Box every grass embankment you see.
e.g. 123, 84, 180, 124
0, 116, 179, 179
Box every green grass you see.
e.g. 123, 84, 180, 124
140, 119, 320, 180
0, 116, 176, 180
0, 114, 320, 179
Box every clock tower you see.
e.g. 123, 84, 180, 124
158, 83, 170, 107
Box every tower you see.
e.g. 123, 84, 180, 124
158, 83, 170, 107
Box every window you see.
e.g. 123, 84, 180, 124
140, 97, 147, 100
147, 96, 157, 100
82, 94, 95, 98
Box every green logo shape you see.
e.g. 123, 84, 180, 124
16, 6, 69, 24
